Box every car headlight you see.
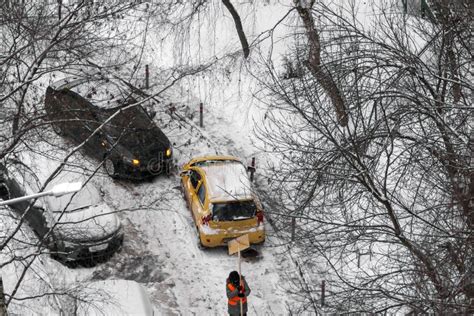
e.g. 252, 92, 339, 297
123, 156, 140, 167
165, 148, 172, 157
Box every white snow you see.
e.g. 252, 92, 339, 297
76, 280, 155, 316
200, 160, 253, 202
52, 203, 120, 242
2, 1, 326, 315
8, 149, 122, 241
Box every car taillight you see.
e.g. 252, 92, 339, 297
256, 211, 264, 224
202, 214, 211, 225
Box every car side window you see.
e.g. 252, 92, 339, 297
197, 183, 206, 205
190, 171, 201, 189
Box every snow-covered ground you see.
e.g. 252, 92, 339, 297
3, 0, 463, 314
2, 87, 304, 315
1, 1, 318, 314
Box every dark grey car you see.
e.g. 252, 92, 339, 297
44, 80, 172, 179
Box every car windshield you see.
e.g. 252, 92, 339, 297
211, 200, 256, 221
103, 107, 155, 146
49, 183, 101, 212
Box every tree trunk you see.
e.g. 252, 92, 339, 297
295, 1, 348, 126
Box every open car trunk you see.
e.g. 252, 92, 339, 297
208, 200, 258, 229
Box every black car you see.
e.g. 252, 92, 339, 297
0, 161, 123, 265
44, 79, 172, 179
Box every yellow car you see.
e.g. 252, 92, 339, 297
180, 156, 266, 248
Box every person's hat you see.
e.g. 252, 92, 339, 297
229, 271, 240, 285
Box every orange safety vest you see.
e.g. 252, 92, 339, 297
227, 283, 247, 305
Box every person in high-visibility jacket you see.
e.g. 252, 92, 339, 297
226, 271, 251, 315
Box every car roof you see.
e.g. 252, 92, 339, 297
199, 160, 253, 203
49, 74, 153, 111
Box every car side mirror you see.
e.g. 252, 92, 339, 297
101, 140, 112, 150
147, 109, 156, 119
0, 183, 10, 200
180, 170, 190, 177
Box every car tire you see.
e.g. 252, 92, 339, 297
164, 160, 173, 176
64, 260, 80, 269
197, 237, 206, 250
51, 123, 64, 136
104, 158, 118, 178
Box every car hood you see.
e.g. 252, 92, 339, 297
54, 203, 121, 242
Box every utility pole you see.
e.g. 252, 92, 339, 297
145, 65, 149, 89
199, 103, 204, 127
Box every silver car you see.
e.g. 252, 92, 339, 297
0, 158, 123, 265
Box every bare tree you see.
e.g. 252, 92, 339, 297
0, 0, 142, 159
0, 0, 226, 311
255, 0, 472, 313
0, 1, 161, 313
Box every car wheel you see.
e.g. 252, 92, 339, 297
197, 237, 206, 250
164, 160, 174, 176
65, 260, 80, 269
51, 123, 64, 136
104, 158, 117, 178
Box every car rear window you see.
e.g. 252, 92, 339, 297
211, 200, 256, 221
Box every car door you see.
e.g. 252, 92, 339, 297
183, 169, 202, 224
